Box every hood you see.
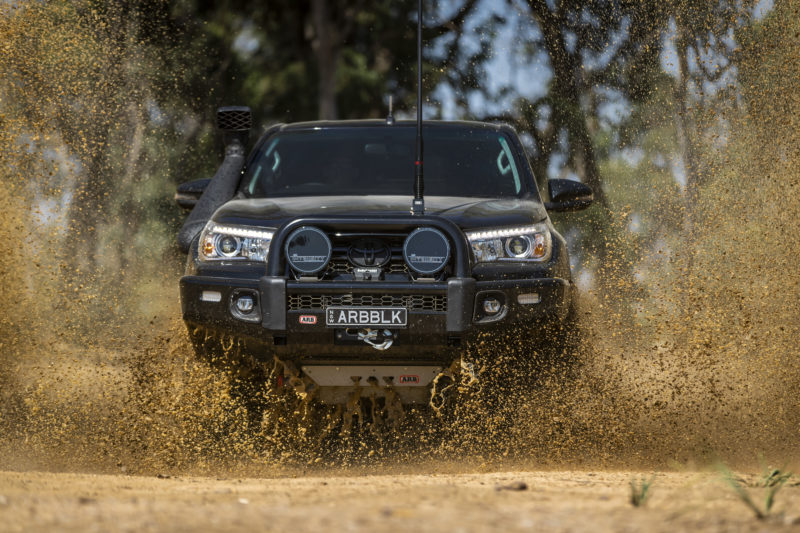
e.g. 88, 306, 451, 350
212, 195, 548, 230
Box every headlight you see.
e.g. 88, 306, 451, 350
198, 221, 274, 262
466, 223, 552, 263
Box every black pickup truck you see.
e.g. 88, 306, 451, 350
176, 107, 592, 407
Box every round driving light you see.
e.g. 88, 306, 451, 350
505, 235, 531, 258
403, 227, 450, 275
483, 298, 502, 314
235, 295, 255, 313
218, 235, 240, 256
285, 226, 332, 274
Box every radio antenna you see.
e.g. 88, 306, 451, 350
386, 95, 395, 125
411, 0, 425, 216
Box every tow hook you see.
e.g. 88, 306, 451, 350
357, 328, 394, 350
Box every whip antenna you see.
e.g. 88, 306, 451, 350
412, 0, 425, 215
386, 95, 395, 125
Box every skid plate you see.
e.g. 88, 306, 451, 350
301, 365, 441, 387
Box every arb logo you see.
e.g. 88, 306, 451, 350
299, 315, 317, 325
398, 375, 420, 385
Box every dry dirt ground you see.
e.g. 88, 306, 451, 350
1, 470, 799, 532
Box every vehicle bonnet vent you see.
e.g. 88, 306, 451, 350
217, 106, 252, 132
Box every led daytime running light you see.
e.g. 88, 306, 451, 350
465, 225, 541, 241
210, 224, 274, 240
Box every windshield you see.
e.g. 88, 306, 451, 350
241, 125, 525, 198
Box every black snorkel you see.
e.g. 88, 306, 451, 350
177, 106, 252, 253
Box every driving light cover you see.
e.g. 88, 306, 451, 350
285, 226, 332, 274
403, 227, 451, 275
466, 223, 552, 263
199, 221, 274, 262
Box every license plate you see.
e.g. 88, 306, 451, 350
326, 307, 407, 328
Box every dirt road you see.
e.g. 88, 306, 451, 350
2, 341, 799, 532
1, 470, 798, 532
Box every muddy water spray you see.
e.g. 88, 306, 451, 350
1, 1, 799, 475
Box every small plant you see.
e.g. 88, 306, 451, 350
718, 464, 793, 520
629, 476, 655, 507
760, 468, 792, 488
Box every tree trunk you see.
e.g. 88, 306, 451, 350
673, 26, 701, 213
66, 125, 113, 273
117, 99, 146, 271
530, 3, 613, 266
311, 0, 339, 120
534, 4, 609, 210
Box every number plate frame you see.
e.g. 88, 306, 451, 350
325, 307, 408, 328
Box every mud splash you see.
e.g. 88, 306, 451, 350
1, 1, 799, 476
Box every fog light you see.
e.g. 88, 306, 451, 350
230, 290, 261, 323
517, 293, 541, 305
235, 295, 255, 313
483, 298, 502, 314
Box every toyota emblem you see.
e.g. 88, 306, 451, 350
348, 238, 391, 268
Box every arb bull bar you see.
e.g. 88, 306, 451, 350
258, 215, 477, 339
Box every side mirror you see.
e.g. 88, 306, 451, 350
174, 178, 211, 210
545, 179, 593, 212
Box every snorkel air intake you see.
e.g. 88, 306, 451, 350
177, 106, 252, 253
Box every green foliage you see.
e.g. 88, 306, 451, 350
718, 464, 792, 520
629, 476, 655, 507
760, 468, 793, 489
